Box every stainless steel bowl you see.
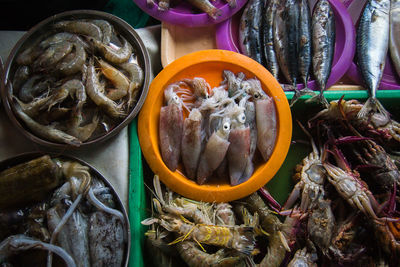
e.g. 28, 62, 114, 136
0, 10, 151, 149
0, 152, 131, 266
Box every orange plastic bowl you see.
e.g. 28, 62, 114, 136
138, 50, 292, 202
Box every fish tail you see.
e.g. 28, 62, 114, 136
289, 87, 316, 107
304, 92, 329, 107
319, 93, 329, 108
357, 97, 379, 119
208, 7, 222, 19
375, 98, 390, 119
358, 97, 390, 122
225, 0, 237, 8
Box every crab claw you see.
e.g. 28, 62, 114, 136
323, 163, 378, 219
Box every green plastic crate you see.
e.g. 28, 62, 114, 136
267, 89, 400, 204
129, 89, 400, 265
128, 119, 147, 267
104, 0, 149, 28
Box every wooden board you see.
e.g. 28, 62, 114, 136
161, 22, 217, 68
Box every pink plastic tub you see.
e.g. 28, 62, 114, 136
133, 0, 248, 27
215, 0, 356, 91
344, 0, 400, 90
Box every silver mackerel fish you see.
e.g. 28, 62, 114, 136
311, 0, 335, 108
239, 0, 263, 65
357, 0, 390, 119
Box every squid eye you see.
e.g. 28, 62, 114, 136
253, 92, 260, 99
173, 95, 180, 103
238, 114, 246, 123
223, 122, 230, 131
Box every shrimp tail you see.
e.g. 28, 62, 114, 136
236, 226, 256, 255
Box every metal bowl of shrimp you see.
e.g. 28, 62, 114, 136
0, 10, 151, 149
0, 152, 130, 266
138, 49, 292, 203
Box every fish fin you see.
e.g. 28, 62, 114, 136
290, 89, 316, 107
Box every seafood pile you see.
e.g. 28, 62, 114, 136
142, 175, 297, 267
239, 0, 335, 106
149, 95, 400, 266
9, 18, 144, 146
148, 0, 237, 19
0, 155, 128, 266
279, 97, 400, 266
159, 70, 277, 186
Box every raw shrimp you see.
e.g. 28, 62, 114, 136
119, 61, 144, 108
56, 41, 87, 76
150, 214, 255, 255
152, 175, 213, 225
16, 43, 42, 66
197, 117, 231, 184
85, 60, 125, 119
176, 241, 245, 267
12, 65, 30, 92
18, 75, 55, 103
39, 32, 88, 49
181, 108, 203, 180
13, 87, 69, 118
92, 19, 114, 44
159, 84, 185, 171
54, 20, 103, 41
98, 59, 130, 100
287, 247, 317, 267
244, 192, 292, 267
33, 42, 73, 70
89, 35, 132, 64
214, 203, 236, 226
67, 113, 99, 142
13, 101, 82, 146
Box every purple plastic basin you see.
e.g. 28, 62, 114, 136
133, 0, 248, 27
344, 0, 400, 90
215, 0, 356, 91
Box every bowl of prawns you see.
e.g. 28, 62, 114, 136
138, 49, 292, 203
0, 10, 151, 149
